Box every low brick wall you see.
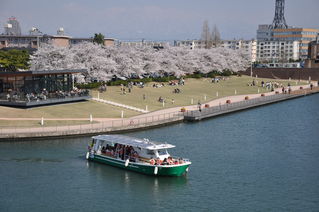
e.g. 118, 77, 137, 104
241, 68, 319, 81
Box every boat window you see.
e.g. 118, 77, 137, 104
146, 150, 155, 155
157, 149, 168, 156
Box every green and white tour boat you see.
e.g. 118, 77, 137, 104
86, 134, 191, 176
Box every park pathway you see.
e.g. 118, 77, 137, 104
92, 97, 148, 113
132, 84, 313, 119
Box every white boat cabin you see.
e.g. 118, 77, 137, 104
90, 135, 175, 162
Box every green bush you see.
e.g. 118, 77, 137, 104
221, 69, 234, 76
185, 73, 204, 79
107, 80, 128, 86
75, 82, 103, 89
152, 76, 177, 82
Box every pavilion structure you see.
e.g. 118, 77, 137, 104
0, 69, 90, 107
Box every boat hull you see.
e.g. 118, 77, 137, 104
88, 153, 190, 176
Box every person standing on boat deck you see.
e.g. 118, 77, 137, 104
121, 146, 125, 160
117, 144, 122, 158
125, 146, 131, 160
198, 101, 202, 112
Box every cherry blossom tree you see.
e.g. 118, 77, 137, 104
30, 42, 250, 82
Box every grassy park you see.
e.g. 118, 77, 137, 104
92, 76, 305, 111
0, 101, 140, 127
0, 120, 99, 128
0, 75, 306, 127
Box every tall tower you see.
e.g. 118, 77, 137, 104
270, 0, 288, 29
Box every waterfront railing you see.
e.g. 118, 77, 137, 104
0, 111, 184, 138
184, 93, 300, 121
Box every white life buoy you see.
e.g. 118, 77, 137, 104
125, 159, 129, 167
86, 152, 90, 160
154, 166, 158, 175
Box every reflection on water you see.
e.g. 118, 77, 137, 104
9, 158, 63, 163
87, 160, 188, 191
0, 94, 319, 211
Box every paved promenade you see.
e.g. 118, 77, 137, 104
133, 84, 314, 118
0, 84, 318, 140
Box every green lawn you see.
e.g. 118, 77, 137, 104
0, 101, 140, 119
92, 76, 305, 111
0, 120, 99, 128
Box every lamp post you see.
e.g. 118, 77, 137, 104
250, 47, 253, 78
250, 60, 253, 78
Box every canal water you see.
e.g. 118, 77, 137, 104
1, 94, 319, 212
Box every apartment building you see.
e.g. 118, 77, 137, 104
118, 40, 169, 48
0, 34, 115, 49
174, 39, 257, 62
221, 40, 257, 62
272, 28, 319, 59
256, 25, 319, 60
256, 40, 300, 63
0, 18, 115, 49
174, 40, 206, 49
305, 38, 319, 68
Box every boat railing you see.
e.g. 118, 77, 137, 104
181, 158, 191, 163
171, 156, 191, 163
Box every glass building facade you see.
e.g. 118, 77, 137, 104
0, 69, 89, 107
0, 73, 73, 94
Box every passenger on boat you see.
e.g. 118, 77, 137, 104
101, 146, 106, 154
167, 157, 174, 165
132, 151, 138, 159
129, 149, 139, 162
115, 144, 122, 159
155, 158, 162, 165
162, 158, 169, 165
121, 146, 125, 160
179, 158, 184, 164
150, 158, 155, 165
125, 146, 132, 160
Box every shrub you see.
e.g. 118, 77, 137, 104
75, 82, 103, 89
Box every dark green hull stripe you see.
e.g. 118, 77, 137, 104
89, 154, 190, 176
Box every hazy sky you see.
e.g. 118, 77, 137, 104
1, 0, 318, 41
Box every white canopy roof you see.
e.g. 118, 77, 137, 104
92, 134, 175, 150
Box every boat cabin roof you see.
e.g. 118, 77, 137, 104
92, 134, 175, 150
